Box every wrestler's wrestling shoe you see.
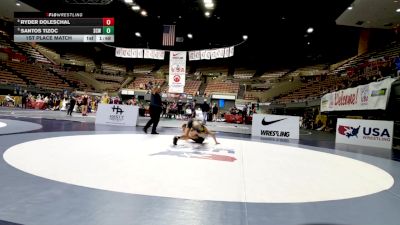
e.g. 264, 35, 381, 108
173, 136, 178, 145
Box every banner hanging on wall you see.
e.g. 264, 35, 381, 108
115, 48, 164, 60
320, 78, 396, 112
116, 46, 234, 61
188, 46, 234, 61
169, 51, 186, 93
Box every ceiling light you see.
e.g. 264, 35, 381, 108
205, 2, 214, 8
307, 42, 311, 45
16, 2, 21, 6
397, 8, 400, 12
307, 27, 314, 33
203, 0, 212, 3
124, 0, 133, 3
205, 12, 211, 17
242, 35, 248, 40
135, 32, 141, 37
141, 10, 147, 16
187, 33, 193, 39
347, 6, 353, 10
131, 5, 140, 11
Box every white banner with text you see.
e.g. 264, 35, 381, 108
335, 118, 394, 149
321, 78, 396, 112
95, 104, 139, 127
251, 114, 300, 139
168, 51, 186, 93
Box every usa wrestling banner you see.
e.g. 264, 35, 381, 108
168, 51, 186, 93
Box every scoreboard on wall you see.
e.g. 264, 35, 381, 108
13, 12, 114, 43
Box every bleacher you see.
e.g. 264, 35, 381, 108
0, 65, 26, 86
184, 80, 201, 95
128, 76, 165, 90
0, 30, 27, 62
278, 75, 346, 103
94, 73, 124, 83
204, 81, 240, 95
51, 67, 88, 89
196, 66, 228, 76
275, 43, 400, 104
243, 93, 259, 101
297, 64, 328, 76
63, 53, 96, 67
159, 80, 201, 96
332, 42, 400, 76
134, 64, 155, 74
15, 43, 51, 64
233, 68, 255, 80
260, 69, 290, 79
102, 62, 126, 74
6, 61, 70, 90
0, 31, 11, 49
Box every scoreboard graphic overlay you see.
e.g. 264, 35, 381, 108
14, 12, 114, 43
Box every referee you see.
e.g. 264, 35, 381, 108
143, 86, 162, 134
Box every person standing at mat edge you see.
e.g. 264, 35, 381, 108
21, 90, 28, 109
143, 86, 162, 134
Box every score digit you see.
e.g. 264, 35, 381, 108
102, 18, 114, 26
102, 26, 114, 34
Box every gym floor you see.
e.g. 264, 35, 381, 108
0, 109, 400, 225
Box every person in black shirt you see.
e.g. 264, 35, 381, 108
200, 99, 210, 124
242, 104, 248, 124
67, 95, 76, 116
177, 100, 184, 119
21, 90, 28, 109
212, 103, 219, 122
143, 86, 162, 134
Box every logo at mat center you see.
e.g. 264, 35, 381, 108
151, 144, 237, 162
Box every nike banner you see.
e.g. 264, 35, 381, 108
251, 114, 300, 139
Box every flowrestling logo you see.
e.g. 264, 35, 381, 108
151, 144, 237, 162
338, 124, 391, 141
